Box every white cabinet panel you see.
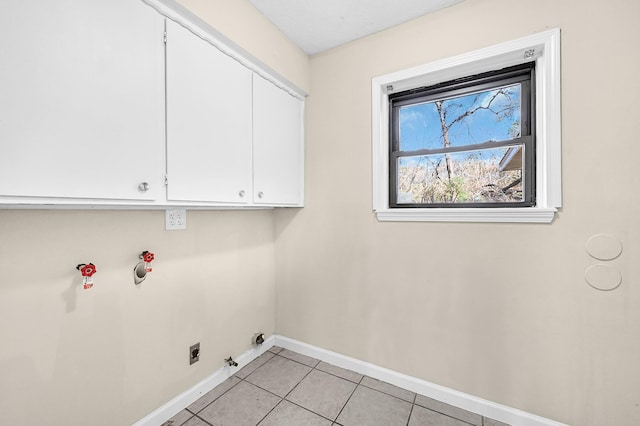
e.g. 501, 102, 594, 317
252, 74, 304, 206
165, 19, 253, 204
0, 0, 164, 201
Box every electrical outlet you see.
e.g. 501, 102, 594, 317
189, 342, 200, 365
166, 209, 187, 231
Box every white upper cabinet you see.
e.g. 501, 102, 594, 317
165, 19, 253, 204
252, 74, 304, 206
0, 0, 165, 202
0, 0, 304, 208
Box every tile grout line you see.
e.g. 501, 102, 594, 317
412, 399, 480, 426
277, 350, 321, 369
280, 354, 317, 399
283, 399, 338, 424
236, 375, 284, 401
194, 413, 214, 426
293, 350, 420, 404
414, 404, 479, 426
254, 352, 320, 425
331, 372, 365, 424
280, 353, 348, 424
254, 397, 285, 426
228, 372, 291, 426
260, 351, 360, 424
314, 362, 365, 385
232, 354, 320, 424
185, 375, 244, 416
358, 381, 415, 405
406, 393, 417, 426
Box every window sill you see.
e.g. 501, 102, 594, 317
374, 207, 557, 223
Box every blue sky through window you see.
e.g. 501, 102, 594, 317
399, 84, 521, 151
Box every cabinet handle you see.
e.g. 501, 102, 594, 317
258, 191, 264, 199
239, 190, 245, 197
138, 182, 150, 192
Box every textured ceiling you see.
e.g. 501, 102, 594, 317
249, 0, 464, 55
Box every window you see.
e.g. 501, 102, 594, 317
390, 63, 535, 208
372, 29, 561, 223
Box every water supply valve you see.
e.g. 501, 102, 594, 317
76, 263, 97, 290
134, 251, 155, 285
141, 251, 155, 272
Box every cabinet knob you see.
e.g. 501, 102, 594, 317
138, 182, 150, 192
239, 190, 245, 198
258, 191, 264, 199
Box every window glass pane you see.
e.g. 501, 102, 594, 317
399, 84, 521, 151
396, 145, 524, 204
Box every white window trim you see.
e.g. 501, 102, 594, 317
372, 28, 561, 223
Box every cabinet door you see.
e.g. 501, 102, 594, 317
252, 74, 304, 206
165, 19, 252, 204
0, 0, 164, 201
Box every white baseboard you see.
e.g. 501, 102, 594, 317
134, 334, 566, 426
132, 335, 276, 426
274, 336, 566, 426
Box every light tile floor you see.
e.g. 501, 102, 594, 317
163, 346, 510, 426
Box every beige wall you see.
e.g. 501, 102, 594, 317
275, 0, 640, 425
0, 210, 276, 425
0, 1, 309, 425
177, 0, 310, 93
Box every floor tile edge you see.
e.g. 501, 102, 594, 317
273, 335, 566, 426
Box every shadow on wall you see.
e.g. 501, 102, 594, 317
61, 276, 81, 313
0, 355, 48, 423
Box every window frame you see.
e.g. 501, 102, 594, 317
389, 63, 536, 209
371, 28, 561, 223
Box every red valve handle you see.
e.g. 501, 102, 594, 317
142, 251, 155, 263
77, 263, 97, 277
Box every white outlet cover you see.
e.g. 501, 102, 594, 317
165, 209, 187, 230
